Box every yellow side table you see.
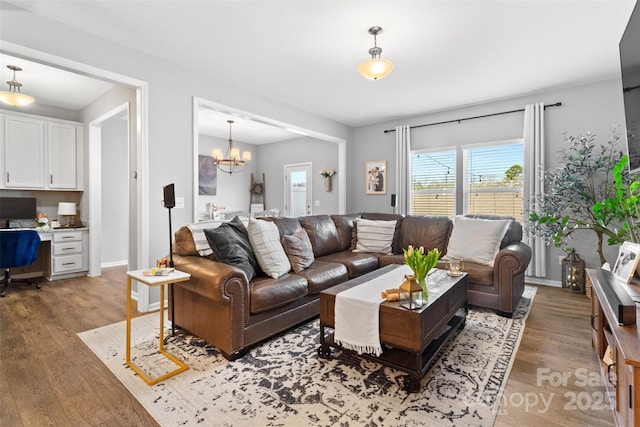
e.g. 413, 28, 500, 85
126, 269, 191, 385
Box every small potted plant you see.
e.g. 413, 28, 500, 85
400, 245, 441, 309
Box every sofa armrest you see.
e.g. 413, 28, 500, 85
172, 254, 250, 307
494, 242, 531, 276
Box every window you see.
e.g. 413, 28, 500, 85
463, 141, 524, 221
410, 150, 456, 216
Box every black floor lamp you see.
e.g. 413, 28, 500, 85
163, 183, 176, 335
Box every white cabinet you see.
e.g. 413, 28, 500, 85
4, 115, 45, 188
50, 229, 89, 279
0, 111, 83, 190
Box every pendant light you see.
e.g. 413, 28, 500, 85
357, 26, 394, 80
212, 120, 251, 174
0, 65, 35, 106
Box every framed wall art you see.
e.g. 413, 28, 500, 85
199, 155, 217, 195
612, 241, 640, 283
366, 160, 387, 195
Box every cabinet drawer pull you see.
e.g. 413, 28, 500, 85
607, 362, 617, 386
591, 314, 598, 330
62, 262, 76, 266
50, 174, 53, 184
6, 172, 9, 182
61, 236, 74, 240
61, 247, 74, 251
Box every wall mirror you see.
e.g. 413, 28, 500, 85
192, 97, 346, 222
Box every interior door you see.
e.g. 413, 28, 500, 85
284, 163, 312, 217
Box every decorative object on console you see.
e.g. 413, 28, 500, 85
400, 245, 441, 309
0, 65, 35, 106
561, 249, 585, 293
212, 120, 251, 174
357, 26, 394, 80
612, 241, 640, 284
57, 202, 77, 227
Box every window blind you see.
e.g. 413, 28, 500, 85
410, 150, 456, 216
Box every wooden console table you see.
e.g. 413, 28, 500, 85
589, 269, 640, 426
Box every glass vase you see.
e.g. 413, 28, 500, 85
400, 274, 427, 310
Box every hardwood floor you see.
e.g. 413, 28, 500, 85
0, 267, 615, 426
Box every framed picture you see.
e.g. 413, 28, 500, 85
612, 241, 640, 283
366, 160, 387, 195
198, 155, 217, 195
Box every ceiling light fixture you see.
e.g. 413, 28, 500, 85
212, 120, 251, 174
0, 65, 35, 106
358, 26, 394, 80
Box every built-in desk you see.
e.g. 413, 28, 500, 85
2, 227, 89, 281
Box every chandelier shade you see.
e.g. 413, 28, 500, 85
0, 65, 35, 107
213, 120, 251, 174
358, 26, 394, 80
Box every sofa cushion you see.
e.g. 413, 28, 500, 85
354, 218, 396, 254
250, 274, 308, 314
294, 260, 349, 294
264, 216, 303, 238
204, 216, 260, 281
174, 226, 199, 256
282, 228, 315, 273
247, 218, 291, 279
464, 214, 521, 248
331, 214, 361, 251
298, 215, 342, 257
361, 213, 404, 254
399, 215, 452, 254
318, 251, 379, 278
447, 216, 510, 266
186, 220, 226, 256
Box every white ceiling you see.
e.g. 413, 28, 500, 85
1, 0, 637, 133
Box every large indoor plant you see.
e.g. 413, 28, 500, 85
528, 128, 627, 265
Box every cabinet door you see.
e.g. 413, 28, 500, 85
4, 116, 45, 188
48, 123, 77, 189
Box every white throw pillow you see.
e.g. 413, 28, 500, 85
247, 218, 291, 279
354, 218, 397, 255
187, 220, 222, 256
446, 216, 511, 266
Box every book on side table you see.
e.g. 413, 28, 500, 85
142, 267, 175, 276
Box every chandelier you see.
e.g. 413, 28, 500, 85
212, 120, 251, 174
0, 65, 35, 107
357, 26, 394, 80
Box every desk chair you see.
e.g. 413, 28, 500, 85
0, 230, 42, 297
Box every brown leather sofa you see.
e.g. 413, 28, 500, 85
171, 213, 531, 359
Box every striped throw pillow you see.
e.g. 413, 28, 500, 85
187, 220, 222, 256
353, 218, 397, 254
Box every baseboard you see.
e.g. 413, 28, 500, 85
525, 277, 562, 287
101, 260, 128, 268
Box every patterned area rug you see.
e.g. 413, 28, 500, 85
79, 286, 536, 427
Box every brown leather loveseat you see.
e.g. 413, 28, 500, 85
171, 213, 531, 359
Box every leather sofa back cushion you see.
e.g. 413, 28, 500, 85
174, 226, 198, 256
400, 215, 452, 254
298, 215, 342, 257
204, 217, 261, 281
281, 228, 315, 273
361, 213, 403, 254
331, 214, 361, 250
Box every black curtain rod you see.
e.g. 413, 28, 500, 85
383, 102, 562, 133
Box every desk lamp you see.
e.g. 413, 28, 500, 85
57, 202, 77, 227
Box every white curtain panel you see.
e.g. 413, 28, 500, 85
523, 102, 547, 277
395, 125, 411, 215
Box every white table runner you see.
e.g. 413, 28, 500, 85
334, 264, 413, 356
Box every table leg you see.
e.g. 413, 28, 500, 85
126, 276, 132, 364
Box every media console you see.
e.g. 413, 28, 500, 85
589, 269, 640, 426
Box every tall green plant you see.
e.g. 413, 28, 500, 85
593, 155, 640, 245
528, 128, 625, 265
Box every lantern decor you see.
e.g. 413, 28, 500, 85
562, 249, 585, 293
400, 246, 441, 309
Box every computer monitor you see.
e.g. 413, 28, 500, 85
0, 197, 37, 228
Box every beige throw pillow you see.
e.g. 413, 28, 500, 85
282, 229, 315, 273
353, 218, 397, 254
446, 216, 511, 266
247, 218, 291, 279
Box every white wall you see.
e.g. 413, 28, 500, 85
259, 137, 340, 215
0, 7, 351, 269
349, 79, 627, 282
100, 115, 128, 265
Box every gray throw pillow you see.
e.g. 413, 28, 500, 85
282, 229, 315, 273
204, 216, 260, 281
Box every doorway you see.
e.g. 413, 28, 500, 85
284, 162, 312, 217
